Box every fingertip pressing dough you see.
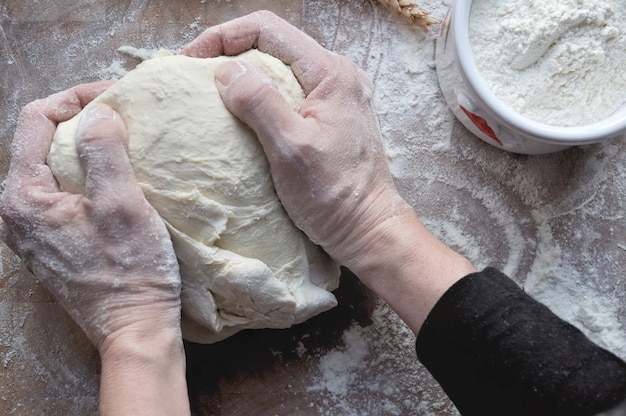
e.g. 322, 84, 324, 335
48, 50, 341, 343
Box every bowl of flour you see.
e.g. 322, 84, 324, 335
436, 0, 626, 154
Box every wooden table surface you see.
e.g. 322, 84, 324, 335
2, 1, 626, 415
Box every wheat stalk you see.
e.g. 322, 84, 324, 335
376, 0, 440, 30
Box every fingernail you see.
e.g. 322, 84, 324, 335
215, 61, 247, 88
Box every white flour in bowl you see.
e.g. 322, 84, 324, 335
469, 0, 626, 127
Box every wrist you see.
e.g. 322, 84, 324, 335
344, 204, 475, 334
330, 189, 416, 267
82, 286, 182, 352
99, 325, 190, 416
99, 323, 185, 365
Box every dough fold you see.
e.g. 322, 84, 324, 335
48, 50, 341, 343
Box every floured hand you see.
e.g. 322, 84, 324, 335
0, 84, 182, 352
183, 12, 475, 337
182, 11, 413, 272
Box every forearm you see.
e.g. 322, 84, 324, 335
98, 326, 190, 416
345, 204, 475, 335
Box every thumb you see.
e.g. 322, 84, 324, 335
75, 103, 137, 199
215, 60, 302, 152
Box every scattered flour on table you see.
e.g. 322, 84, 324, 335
524, 211, 626, 359
470, 0, 626, 126
312, 326, 369, 396
307, 299, 457, 415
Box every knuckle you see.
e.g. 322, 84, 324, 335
340, 58, 374, 99
320, 56, 374, 103
21, 100, 40, 116
91, 192, 146, 225
254, 10, 276, 19
18, 99, 46, 124
0, 184, 28, 219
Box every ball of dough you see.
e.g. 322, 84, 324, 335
48, 50, 341, 343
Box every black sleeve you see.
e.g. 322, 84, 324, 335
415, 267, 626, 416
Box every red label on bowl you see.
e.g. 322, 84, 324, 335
460, 105, 502, 146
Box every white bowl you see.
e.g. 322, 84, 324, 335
435, 0, 626, 154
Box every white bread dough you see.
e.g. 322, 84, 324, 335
48, 50, 341, 343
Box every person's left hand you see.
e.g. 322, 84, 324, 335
0, 83, 182, 353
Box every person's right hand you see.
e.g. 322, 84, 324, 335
0, 85, 182, 352
1, 84, 190, 415
182, 11, 414, 271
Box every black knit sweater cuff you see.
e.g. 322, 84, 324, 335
415, 267, 626, 416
